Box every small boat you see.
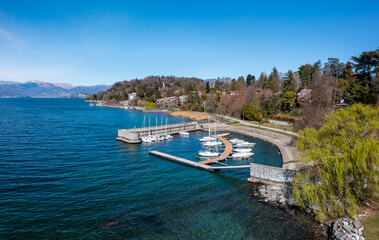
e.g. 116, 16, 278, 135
157, 136, 165, 141
89, 103, 95, 107
234, 148, 252, 153
141, 136, 152, 143
232, 152, 254, 158
199, 136, 217, 142
179, 131, 189, 136
199, 150, 219, 157
204, 140, 222, 147
217, 133, 229, 137
150, 136, 157, 142
235, 142, 256, 148
165, 134, 173, 140
229, 138, 242, 144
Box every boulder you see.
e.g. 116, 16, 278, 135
353, 220, 362, 229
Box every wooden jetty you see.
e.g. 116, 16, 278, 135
200, 136, 233, 164
149, 151, 250, 172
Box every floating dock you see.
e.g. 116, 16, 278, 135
149, 151, 250, 172
200, 136, 233, 164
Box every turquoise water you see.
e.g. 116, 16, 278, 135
0, 99, 320, 239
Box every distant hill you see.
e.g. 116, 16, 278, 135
0, 80, 111, 98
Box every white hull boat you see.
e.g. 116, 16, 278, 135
233, 148, 252, 153
235, 142, 256, 148
199, 136, 216, 142
199, 151, 219, 157
204, 141, 222, 147
179, 131, 189, 136
141, 137, 152, 143
232, 152, 254, 158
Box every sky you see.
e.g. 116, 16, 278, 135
0, 0, 378, 85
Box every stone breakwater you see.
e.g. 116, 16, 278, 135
328, 218, 365, 240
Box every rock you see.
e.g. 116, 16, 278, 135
277, 197, 286, 204
267, 196, 277, 205
359, 236, 365, 240
265, 185, 272, 191
343, 225, 353, 234
343, 221, 348, 226
353, 220, 362, 229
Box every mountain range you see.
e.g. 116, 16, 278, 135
0, 80, 111, 98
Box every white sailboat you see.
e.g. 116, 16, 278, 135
204, 140, 222, 147
141, 117, 154, 143
199, 116, 216, 142
165, 118, 173, 140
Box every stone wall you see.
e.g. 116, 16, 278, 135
248, 163, 296, 183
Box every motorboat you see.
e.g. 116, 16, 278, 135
204, 140, 222, 147
232, 152, 254, 158
234, 142, 256, 148
233, 148, 252, 153
165, 134, 173, 140
179, 131, 189, 136
157, 135, 165, 141
198, 150, 219, 157
141, 136, 152, 143
199, 136, 217, 142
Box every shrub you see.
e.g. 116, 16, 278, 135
241, 104, 262, 122
293, 104, 379, 221
145, 102, 155, 109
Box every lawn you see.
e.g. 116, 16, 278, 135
363, 213, 379, 240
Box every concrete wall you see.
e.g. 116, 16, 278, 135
248, 163, 296, 183
118, 130, 140, 143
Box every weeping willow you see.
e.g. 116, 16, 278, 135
293, 104, 379, 221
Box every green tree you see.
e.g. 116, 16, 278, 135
145, 101, 155, 109
281, 91, 297, 111
231, 78, 237, 91
283, 70, 296, 92
268, 67, 281, 92
246, 74, 253, 86
258, 72, 268, 89
237, 76, 246, 86
299, 64, 315, 86
350, 48, 379, 104
293, 104, 379, 221
241, 104, 262, 122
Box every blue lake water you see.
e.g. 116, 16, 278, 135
0, 98, 321, 239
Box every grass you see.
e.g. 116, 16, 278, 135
220, 115, 295, 132
362, 213, 379, 240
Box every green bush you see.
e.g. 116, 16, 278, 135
241, 104, 262, 122
293, 104, 379, 221
145, 102, 155, 109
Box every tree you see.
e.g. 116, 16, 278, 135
293, 104, 379, 221
299, 64, 315, 86
283, 70, 296, 92
206, 82, 210, 93
325, 58, 345, 79
268, 67, 281, 92
258, 72, 268, 89
145, 101, 155, 109
281, 91, 297, 111
241, 104, 262, 122
231, 79, 237, 91
350, 48, 379, 104
246, 74, 253, 86
295, 81, 334, 130
237, 76, 246, 86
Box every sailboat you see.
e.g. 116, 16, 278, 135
199, 116, 216, 142
165, 118, 173, 140
141, 117, 154, 143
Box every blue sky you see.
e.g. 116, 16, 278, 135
0, 0, 378, 85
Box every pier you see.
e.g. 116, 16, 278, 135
117, 121, 200, 143
200, 136, 232, 164
149, 151, 250, 172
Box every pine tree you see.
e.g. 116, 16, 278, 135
283, 70, 296, 92
268, 67, 281, 92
